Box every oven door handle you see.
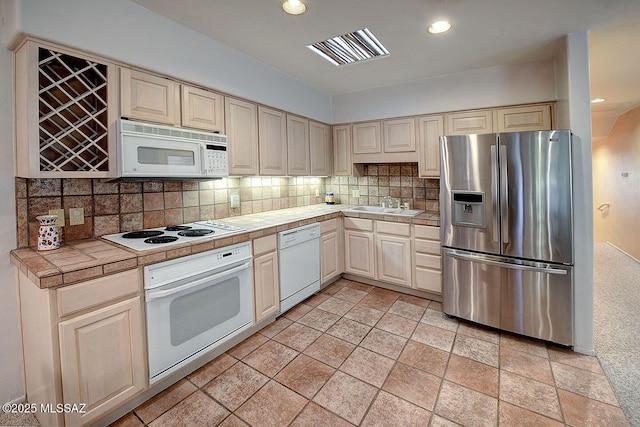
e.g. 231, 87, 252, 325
146, 261, 252, 301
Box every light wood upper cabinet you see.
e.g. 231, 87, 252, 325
121, 68, 180, 126
258, 106, 288, 176
287, 114, 310, 176
225, 97, 259, 175
352, 121, 382, 154
15, 39, 118, 178
181, 85, 224, 132
332, 125, 356, 176
310, 121, 332, 176
445, 109, 493, 135
253, 235, 280, 323
494, 104, 552, 132
383, 117, 416, 152
417, 115, 444, 178
59, 296, 145, 426
121, 68, 224, 132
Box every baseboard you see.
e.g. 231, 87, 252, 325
3, 395, 26, 406
606, 242, 640, 264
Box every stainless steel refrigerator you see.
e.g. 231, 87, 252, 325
440, 130, 573, 346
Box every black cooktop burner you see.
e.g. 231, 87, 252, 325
165, 225, 192, 231
122, 230, 164, 239
178, 229, 214, 237
144, 236, 179, 244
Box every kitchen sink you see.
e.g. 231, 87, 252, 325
344, 206, 425, 217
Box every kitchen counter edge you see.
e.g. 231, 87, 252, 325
11, 204, 440, 289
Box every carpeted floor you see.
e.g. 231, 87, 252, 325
594, 242, 640, 427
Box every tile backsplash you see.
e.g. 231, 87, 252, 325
15, 164, 440, 248
15, 176, 326, 248
325, 163, 440, 211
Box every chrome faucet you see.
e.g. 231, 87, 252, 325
382, 196, 394, 208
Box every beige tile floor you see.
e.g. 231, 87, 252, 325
110, 278, 629, 427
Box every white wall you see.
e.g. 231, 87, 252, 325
593, 106, 640, 260
0, 9, 24, 405
15, 0, 332, 123
332, 59, 557, 123
555, 32, 595, 355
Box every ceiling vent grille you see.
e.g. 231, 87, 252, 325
307, 28, 389, 66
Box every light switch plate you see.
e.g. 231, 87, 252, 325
352, 189, 360, 198
69, 208, 85, 225
230, 194, 240, 208
48, 209, 65, 227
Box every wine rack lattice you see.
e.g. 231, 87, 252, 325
38, 48, 110, 172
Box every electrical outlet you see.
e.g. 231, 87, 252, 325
315, 189, 320, 197
230, 194, 240, 208
352, 189, 360, 198
48, 209, 65, 227
69, 208, 84, 225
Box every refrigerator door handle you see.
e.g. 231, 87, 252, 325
499, 145, 509, 244
444, 249, 568, 275
491, 145, 499, 242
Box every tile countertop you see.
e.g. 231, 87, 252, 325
10, 204, 440, 289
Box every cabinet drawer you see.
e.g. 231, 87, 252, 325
344, 217, 373, 231
415, 267, 442, 294
415, 239, 441, 255
414, 225, 440, 240
416, 253, 441, 270
56, 269, 140, 317
253, 234, 277, 256
376, 221, 410, 237
321, 218, 339, 234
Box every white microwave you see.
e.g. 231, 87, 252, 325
118, 119, 228, 179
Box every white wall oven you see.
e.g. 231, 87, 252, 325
144, 242, 253, 383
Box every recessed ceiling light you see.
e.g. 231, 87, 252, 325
591, 98, 606, 103
428, 20, 451, 34
282, 0, 306, 15
307, 28, 390, 67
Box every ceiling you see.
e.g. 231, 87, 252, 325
131, 0, 640, 138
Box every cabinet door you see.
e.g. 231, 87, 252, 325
383, 118, 416, 152
321, 231, 341, 283
376, 234, 412, 287
121, 68, 180, 126
181, 85, 224, 132
494, 104, 552, 132
258, 106, 288, 175
352, 121, 382, 154
417, 115, 444, 178
58, 297, 145, 426
445, 110, 493, 135
332, 125, 352, 176
253, 251, 280, 323
310, 121, 332, 176
287, 114, 310, 176
226, 97, 259, 175
344, 230, 376, 279
15, 41, 118, 178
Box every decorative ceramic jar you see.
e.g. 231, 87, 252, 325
325, 192, 335, 205
36, 215, 60, 251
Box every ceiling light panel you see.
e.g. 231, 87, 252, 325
307, 28, 390, 66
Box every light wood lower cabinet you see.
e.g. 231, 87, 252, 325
376, 222, 412, 288
413, 225, 442, 294
18, 268, 145, 427
344, 218, 376, 279
59, 297, 145, 426
320, 218, 343, 284
253, 234, 280, 323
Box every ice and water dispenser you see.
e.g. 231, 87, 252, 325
451, 192, 485, 228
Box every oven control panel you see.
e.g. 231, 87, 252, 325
215, 247, 243, 261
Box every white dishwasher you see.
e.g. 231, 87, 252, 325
278, 223, 320, 313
